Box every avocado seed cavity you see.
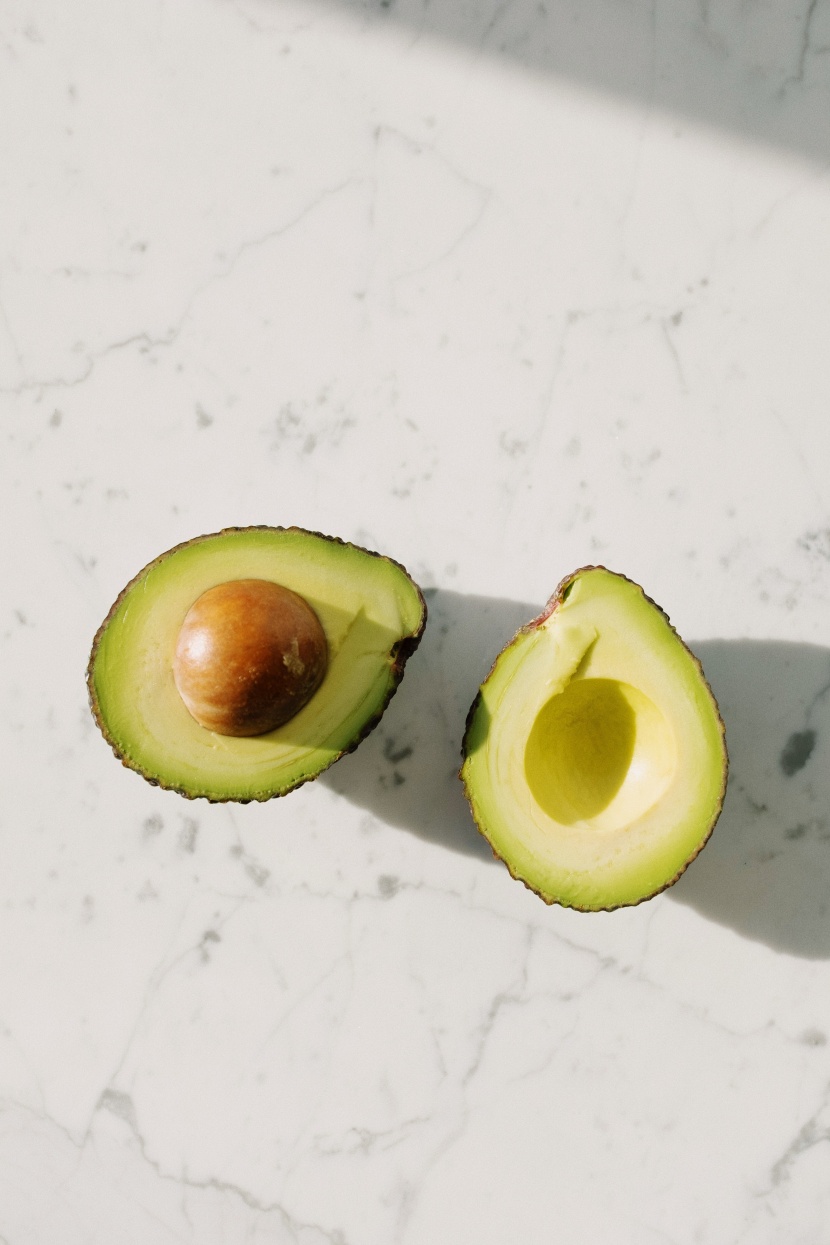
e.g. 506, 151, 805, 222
173, 579, 328, 736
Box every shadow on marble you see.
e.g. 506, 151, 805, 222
308, 0, 830, 165
327, 595, 830, 957
670, 639, 830, 959
322, 587, 537, 862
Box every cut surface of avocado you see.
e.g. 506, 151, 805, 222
88, 527, 427, 801
461, 567, 727, 910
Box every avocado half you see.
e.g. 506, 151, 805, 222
88, 526, 427, 801
460, 567, 727, 910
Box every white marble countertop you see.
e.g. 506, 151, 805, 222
4, 0, 830, 1240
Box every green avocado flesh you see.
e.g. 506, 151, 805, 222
88, 527, 426, 801
461, 567, 727, 910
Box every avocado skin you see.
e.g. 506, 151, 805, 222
460, 566, 728, 911
87, 525, 427, 803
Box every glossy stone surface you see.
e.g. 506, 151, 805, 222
3, 0, 830, 1239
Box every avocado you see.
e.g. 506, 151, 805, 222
460, 567, 727, 910
88, 526, 427, 801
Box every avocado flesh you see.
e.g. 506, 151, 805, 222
461, 567, 727, 910
88, 527, 426, 801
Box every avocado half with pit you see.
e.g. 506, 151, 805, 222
88, 526, 427, 801
461, 567, 727, 910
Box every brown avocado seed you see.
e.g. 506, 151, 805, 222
173, 579, 328, 736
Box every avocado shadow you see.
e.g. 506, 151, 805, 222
670, 639, 830, 959
326, 602, 830, 957
322, 588, 537, 862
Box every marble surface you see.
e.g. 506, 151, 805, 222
4, 0, 830, 1239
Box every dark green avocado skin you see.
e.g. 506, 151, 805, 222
87, 525, 428, 803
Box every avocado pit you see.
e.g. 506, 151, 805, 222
173, 578, 328, 736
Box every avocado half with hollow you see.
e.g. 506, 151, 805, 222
460, 567, 727, 910
88, 526, 427, 801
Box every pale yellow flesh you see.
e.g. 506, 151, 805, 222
91, 529, 425, 800
462, 570, 726, 909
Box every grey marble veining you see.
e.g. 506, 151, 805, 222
3, 0, 830, 1240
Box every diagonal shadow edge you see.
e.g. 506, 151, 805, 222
254, 0, 830, 166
